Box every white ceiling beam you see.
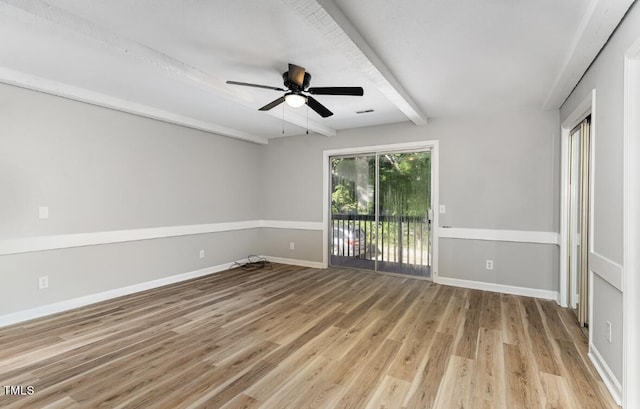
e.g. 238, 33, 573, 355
0, 0, 336, 139
284, 0, 427, 125
0, 67, 269, 144
543, 0, 635, 110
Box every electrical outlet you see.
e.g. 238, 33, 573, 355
485, 260, 494, 270
439, 204, 446, 214
199, 249, 205, 259
38, 276, 49, 289
289, 242, 295, 251
605, 321, 612, 343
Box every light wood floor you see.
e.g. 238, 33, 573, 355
0, 264, 619, 409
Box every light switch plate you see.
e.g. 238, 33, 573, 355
38, 206, 49, 219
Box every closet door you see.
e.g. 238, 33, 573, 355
568, 117, 590, 326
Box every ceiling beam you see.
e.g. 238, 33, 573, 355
284, 0, 427, 125
0, 67, 269, 144
0, 0, 336, 140
543, 0, 635, 110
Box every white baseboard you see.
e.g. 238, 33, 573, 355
262, 255, 324, 269
434, 276, 558, 300
0, 261, 241, 328
589, 344, 623, 405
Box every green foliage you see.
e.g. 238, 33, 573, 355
331, 184, 357, 214
379, 152, 431, 216
330, 152, 431, 217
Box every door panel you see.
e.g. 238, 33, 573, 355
329, 150, 432, 278
568, 118, 590, 326
329, 155, 376, 270
377, 152, 431, 276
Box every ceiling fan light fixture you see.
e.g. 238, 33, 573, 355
285, 93, 307, 108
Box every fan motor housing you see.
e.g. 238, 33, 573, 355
283, 71, 311, 91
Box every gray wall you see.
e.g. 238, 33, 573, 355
1, 83, 262, 315
260, 107, 560, 290
258, 228, 323, 264
1, 229, 260, 313
0, 63, 563, 317
559, 1, 640, 385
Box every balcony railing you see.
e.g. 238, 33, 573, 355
330, 214, 431, 269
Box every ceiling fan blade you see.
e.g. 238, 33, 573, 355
306, 95, 333, 117
288, 64, 306, 87
226, 80, 285, 92
259, 96, 286, 111
307, 87, 364, 96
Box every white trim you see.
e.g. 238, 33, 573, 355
0, 220, 262, 256
322, 152, 330, 269
559, 89, 595, 308
322, 141, 437, 157
623, 37, 640, 409
438, 227, 559, 245
0, 67, 268, 145
322, 140, 440, 278
262, 256, 324, 269
589, 345, 623, 405
0, 262, 239, 328
561, 89, 596, 130
559, 125, 570, 307
589, 251, 623, 291
0, 219, 328, 256
431, 142, 440, 279
434, 276, 558, 301
261, 220, 324, 231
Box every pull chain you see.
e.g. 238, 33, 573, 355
306, 105, 309, 134
282, 103, 285, 134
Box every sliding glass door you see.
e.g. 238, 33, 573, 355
330, 154, 377, 271
329, 149, 432, 278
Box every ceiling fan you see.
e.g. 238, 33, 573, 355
226, 63, 364, 118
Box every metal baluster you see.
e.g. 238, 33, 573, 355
382, 218, 386, 262
412, 217, 416, 265
420, 219, 423, 266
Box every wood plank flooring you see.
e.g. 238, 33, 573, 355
0, 264, 619, 408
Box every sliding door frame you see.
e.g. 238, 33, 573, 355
560, 90, 596, 309
322, 140, 440, 279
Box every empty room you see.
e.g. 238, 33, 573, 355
1, 0, 640, 408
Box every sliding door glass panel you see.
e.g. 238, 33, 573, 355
377, 151, 431, 277
330, 155, 376, 270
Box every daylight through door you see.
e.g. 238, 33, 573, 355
329, 150, 432, 278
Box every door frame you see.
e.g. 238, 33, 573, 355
559, 90, 596, 309
322, 140, 439, 279
623, 37, 640, 409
